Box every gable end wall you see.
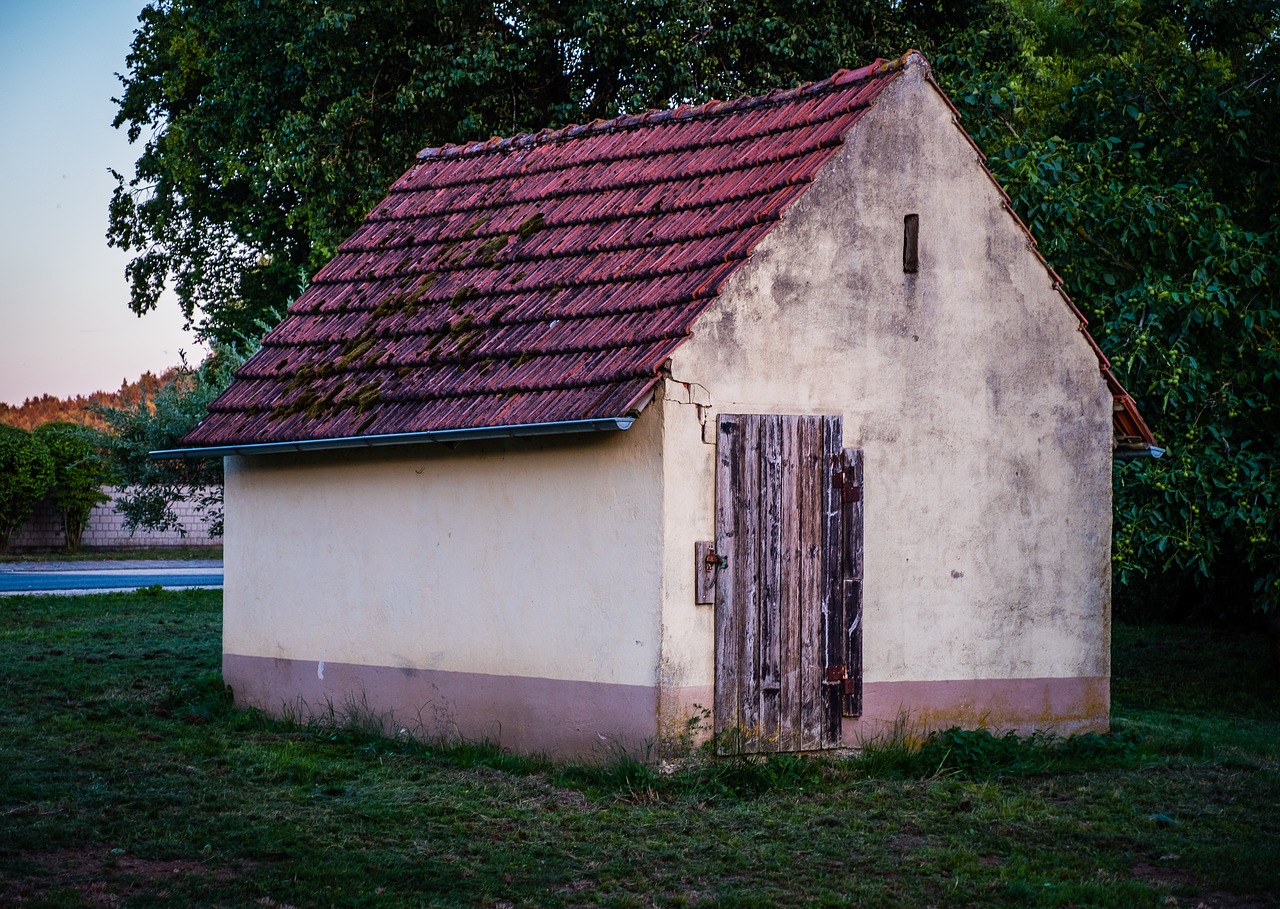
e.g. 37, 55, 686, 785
658, 63, 1114, 742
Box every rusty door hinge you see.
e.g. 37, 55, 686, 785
842, 473, 861, 503
833, 465, 861, 502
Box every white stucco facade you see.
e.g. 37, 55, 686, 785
656, 63, 1113, 741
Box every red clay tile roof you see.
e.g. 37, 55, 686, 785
177, 53, 1155, 454
179, 58, 906, 450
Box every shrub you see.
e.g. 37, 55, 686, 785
32, 422, 111, 549
0, 424, 55, 552
94, 345, 244, 537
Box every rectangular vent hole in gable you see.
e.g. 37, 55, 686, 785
903, 213, 919, 274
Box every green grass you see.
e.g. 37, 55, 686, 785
1, 594, 1276, 908
0, 546, 222, 563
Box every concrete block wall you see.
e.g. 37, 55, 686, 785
9, 488, 223, 550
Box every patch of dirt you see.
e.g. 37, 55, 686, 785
1132, 858, 1200, 889
1, 848, 242, 906
1173, 897, 1280, 909
1130, 856, 1278, 909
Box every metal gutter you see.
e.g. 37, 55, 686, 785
1114, 445, 1166, 461
150, 417, 636, 460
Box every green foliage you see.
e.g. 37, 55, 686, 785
31, 422, 111, 550
695, 750, 827, 796
850, 721, 1143, 780
110, 0, 549, 342
555, 742, 829, 801
915, 726, 1142, 779
0, 424, 55, 553
94, 345, 245, 537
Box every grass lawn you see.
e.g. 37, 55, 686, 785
0, 547, 222, 564
1, 590, 1276, 908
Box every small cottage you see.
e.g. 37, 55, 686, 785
164, 53, 1157, 757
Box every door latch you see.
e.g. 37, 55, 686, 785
694, 541, 723, 605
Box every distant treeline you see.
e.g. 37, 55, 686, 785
0, 369, 179, 430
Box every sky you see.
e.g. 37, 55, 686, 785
0, 0, 200, 407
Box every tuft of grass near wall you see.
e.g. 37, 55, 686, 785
1, 592, 1276, 908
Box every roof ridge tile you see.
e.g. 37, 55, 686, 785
412, 56, 904, 163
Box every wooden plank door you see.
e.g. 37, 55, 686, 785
713, 413, 863, 753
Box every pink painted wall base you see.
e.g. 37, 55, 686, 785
224, 653, 1108, 758
224, 653, 660, 759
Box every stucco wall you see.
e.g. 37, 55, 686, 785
659, 61, 1114, 737
223, 404, 667, 756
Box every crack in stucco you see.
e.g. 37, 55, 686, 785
662, 377, 716, 443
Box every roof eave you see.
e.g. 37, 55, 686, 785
151, 416, 636, 460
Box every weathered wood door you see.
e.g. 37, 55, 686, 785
713, 414, 863, 753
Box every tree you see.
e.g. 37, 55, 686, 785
95, 346, 245, 538
0, 425, 55, 553
32, 422, 113, 550
110, 0, 547, 343
109, 0, 1017, 343
0, 371, 175, 431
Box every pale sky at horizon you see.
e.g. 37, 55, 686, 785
0, 0, 201, 407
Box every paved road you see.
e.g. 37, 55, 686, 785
0, 560, 223, 595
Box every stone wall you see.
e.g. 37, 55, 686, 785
9, 488, 223, 550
